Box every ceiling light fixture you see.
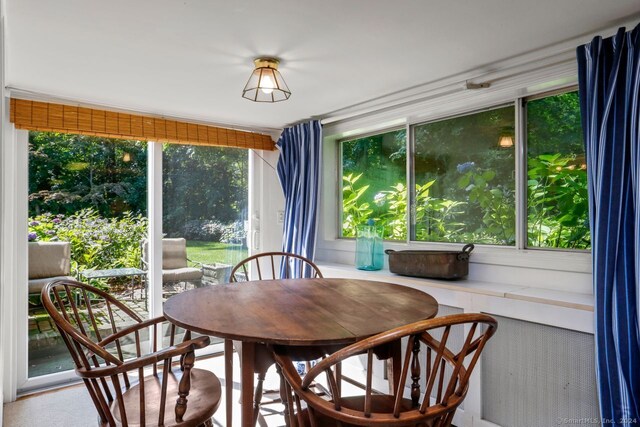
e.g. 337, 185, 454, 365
242, 57, 291, 103
498, 135, 514, 148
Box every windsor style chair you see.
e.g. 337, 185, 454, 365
274, 313, 497, 427
226, 252, 326, 426
42, 279, 221, 427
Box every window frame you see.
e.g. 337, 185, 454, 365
334, 87, 590, 253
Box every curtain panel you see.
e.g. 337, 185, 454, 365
577, 24, 640, 425
276, 120, 322, 275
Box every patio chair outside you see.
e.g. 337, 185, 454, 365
141, 238, 204, 290
28, 241, 75, 297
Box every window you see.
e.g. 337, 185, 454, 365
163, 144, 248, 269
162, 144, 248, 286
526, 91, 589, 249
339, 89, 589, 251
413, 106, 515, 245
162, 144, 248, 347
341, 129, 406, 239
28, 132, 148, 377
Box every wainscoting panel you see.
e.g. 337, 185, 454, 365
481, 314, 599, 427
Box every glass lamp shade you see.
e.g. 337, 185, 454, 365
242, 59, 291, 102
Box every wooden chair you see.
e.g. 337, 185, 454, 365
274, 313, 498, 427
226, 252, 324, 426
42, 279, 222, 427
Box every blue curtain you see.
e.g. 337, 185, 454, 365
276, 120, 322, 275
577, 24, 640, 425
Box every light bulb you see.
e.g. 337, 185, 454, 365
498, 135, 514, 148
260, 74, 276, 95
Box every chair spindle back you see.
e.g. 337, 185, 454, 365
275, 313, 497, 427
42, 279, 205, 427
230, 251, 322, 282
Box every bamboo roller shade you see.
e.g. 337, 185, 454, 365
10, 98, 275, 150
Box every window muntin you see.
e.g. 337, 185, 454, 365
341, 129, 407, 240
412, 106, 516, 245
526, 91, 589, 249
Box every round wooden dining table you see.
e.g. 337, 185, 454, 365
163, 277, 438, 427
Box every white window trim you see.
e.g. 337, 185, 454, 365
318, 57, 592, 294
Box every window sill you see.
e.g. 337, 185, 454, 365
317, 262, 594, 312
317, 237, 592, 273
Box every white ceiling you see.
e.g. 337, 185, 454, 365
5, 0, 640, 131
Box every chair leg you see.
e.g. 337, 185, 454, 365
276, 364, 292, 427
253, 372, 266, 427
224, 339, 234, 427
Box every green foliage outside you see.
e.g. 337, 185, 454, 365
163, 143, 248, 233
28, 209, 147, 289
342, 92, 590, 250
526, 92, 590, 249
342, 158, 589, 248
28, 132, 249, 282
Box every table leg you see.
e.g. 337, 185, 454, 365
224, 339, 234, 427
387, 340, 402, 394
241, 342, 256, 427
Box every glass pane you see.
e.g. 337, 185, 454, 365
28, 132, 148, 377
527, 91, 589, 249
341, 129, 407, 240
413, 106, 516, 245
162, 144, 249, 344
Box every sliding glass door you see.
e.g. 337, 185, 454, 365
18, 131, 250, 391
161, 144, 249, 346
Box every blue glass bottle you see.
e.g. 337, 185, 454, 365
355, 219, 384, 271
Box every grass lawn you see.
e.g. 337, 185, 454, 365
186, 240, 247, 266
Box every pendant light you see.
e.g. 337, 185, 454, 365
242, 57, 291, 102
